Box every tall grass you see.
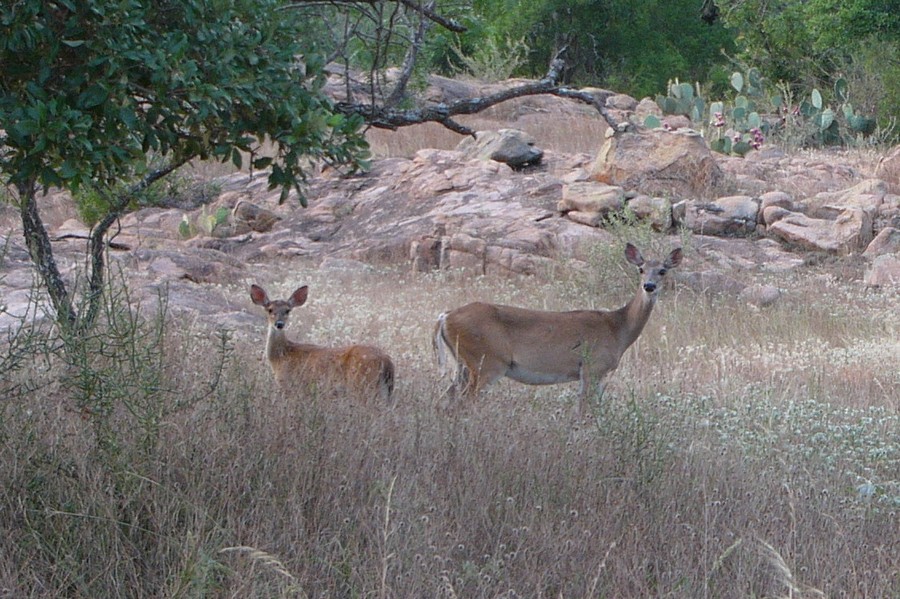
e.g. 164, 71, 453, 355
1, 242, 897, 597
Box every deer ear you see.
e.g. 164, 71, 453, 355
250, 284, 268, 306
290, 286, 309, 307
624, 243, 644, 266
665, 248, 683, 269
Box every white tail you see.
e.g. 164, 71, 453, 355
433, 243, 683, 413
250, 284, 395, 403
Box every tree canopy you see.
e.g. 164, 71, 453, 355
1, 0, 370, 330
0, 0, 369, 199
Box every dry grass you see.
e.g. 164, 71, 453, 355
2, 94, 897, 597
2, 245, 897, 597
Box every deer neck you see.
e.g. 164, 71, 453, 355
266, 325, 291, 361
616, 287, 657, 350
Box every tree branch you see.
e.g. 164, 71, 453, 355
283, 0, 466, 33
336, 56, 620, 134
83, 157, 192, 328
384, 1, 433, 107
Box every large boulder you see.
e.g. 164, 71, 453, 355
557, 182, 625, 227
803, 179, 887, 220
863, 227, 900, 257
677, 196, 760, 237
767, 208, 873, 253
864, 254, 900, 287
590, 128, 723, 198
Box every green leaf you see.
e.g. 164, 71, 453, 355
119, 107, 138, 129
811, 89, 823, 110
732, 141, 752, 156
748, 112, 761, 129
178, 217, 193, 239
643, 115, 661, 129
816, 108, 834, 131
214, 206, 230, 226
77, 84, 109, 109
59, 160, 80, 179
834, 78, 849, 103
730, 72, 744, 93
252, 156, 273, 169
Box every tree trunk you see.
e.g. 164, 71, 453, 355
18, 181, 77, 332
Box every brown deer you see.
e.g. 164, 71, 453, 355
433, 243, 682, 413
250, 284, 395, 403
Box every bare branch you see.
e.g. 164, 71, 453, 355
336, 56, 620, 134
385, 1, 433, 107
283, 0, 466, 33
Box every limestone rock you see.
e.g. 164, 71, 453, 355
633, 97, 663, 125
679, 196, 759, 237
759, 191, 794, 221
864, 254, 900, 286
767, 208, 873, 253
763, 205, 792, 226
132, 248, 246, 285
456, 128, 543, 168
557, 182, 625, 219
590, 128, 723, 198
804, 179, 886, 220
233, 199, 281, 233
606, 93, 638, 111
738, 284, 783, 307
863, 227, 900, 257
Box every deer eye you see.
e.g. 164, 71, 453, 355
659, 268, 667, 276
638, 267, 645, 274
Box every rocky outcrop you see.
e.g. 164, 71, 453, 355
5, 116, 900, 338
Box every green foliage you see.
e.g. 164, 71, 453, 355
716, 0, 900, 126
656, 80, 706, 122
776, 77, 882, 147
178, 205, 231, 239
837, 39, 900, 134
671, 64, 886, 156
449, 35, 529, 82
74, 164, 219, 227
463, 0, 735, 98
0, 0, 369, 204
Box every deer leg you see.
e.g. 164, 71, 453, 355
578, 367, 608, 417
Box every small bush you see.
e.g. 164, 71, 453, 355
450, 35, 529, 82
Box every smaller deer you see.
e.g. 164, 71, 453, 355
250, 284, 395, 403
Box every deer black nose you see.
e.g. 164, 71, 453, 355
275, 321, 285, 329
643, 282, 657, 293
